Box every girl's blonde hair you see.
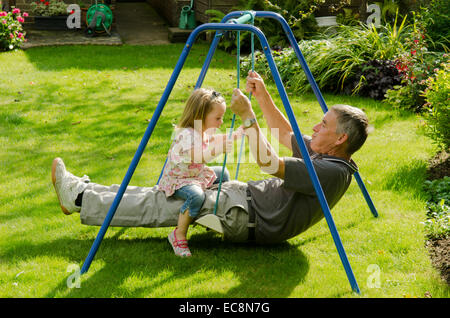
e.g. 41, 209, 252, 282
178, 88, 225, 128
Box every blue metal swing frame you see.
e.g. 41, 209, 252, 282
80, 11, 380, 294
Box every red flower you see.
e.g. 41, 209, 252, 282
411, 50, 416, 55
414, 39, 419, 44
45, 1, 49, 5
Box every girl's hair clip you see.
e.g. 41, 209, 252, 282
211, 90, 221, 99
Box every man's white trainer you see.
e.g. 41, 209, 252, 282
51, 157, 90, 215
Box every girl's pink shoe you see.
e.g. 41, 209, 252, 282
168, 228, 192, 257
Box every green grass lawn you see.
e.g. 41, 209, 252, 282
0, 44, 448, 298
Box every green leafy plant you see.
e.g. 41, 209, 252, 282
422, 177, 450, 239
209, 0, 324, 53
30, 0, 68, 17
419, 0, 450, 52
422, 206, 450, 239
336, 7, 360, 26
384, 21, 448, 112
422, 61, 450, 150
76, 0, 93, 9
0, 7, 27, 51
204, 9, 224, 23
424, 177, 450, 207
241, 13, 413, 94
374, 0, 399, 23
384, 84, 418, 110
345, 59, 402, 100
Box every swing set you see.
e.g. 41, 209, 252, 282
79, 11, 379, 295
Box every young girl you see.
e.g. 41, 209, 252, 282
158, 88, 242, 257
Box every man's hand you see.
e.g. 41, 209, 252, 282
246, 71, 267, 98
230, 88, 255, 120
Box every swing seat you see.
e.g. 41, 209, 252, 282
194, 214, 224, 234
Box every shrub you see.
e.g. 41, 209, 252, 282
241, 15, 413, 95
424, 177, 450, 207
384, 84, 421, 111
422, 177, 450, 239
420, 0, 450, 52
208, 0, 324, 53
0, 8, 28, 51
422, 61, 450, 150
384, 26, 447, 112
242, 40, 342, 94
344, 59, 402, 100
423, 206, 450, 240
335, 7, 360, 26
327, 13, 411, 61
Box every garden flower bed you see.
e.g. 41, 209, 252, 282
425, 152, 450, 285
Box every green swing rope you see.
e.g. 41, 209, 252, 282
236, 21, 255, 180
213, 15, 255, 215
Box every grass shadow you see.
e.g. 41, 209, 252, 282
22, 44, 236, 72
382, 159, 428, 199
3, 231, 309, 298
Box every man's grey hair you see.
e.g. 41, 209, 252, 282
331, 104, 369, 155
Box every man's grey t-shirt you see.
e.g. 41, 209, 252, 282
247, 134, 358, 244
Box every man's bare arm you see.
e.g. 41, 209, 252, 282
230, 88, 285, 179
246, 72, 293, 150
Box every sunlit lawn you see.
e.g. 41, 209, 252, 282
0, 44, 448, 298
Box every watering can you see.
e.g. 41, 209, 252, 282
179, 0, 196, 30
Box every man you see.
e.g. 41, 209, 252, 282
52, 71, 369, 245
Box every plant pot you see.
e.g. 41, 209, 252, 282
315, 16, 337, 27
34, 15, 69, 30
81, 7, 88, 27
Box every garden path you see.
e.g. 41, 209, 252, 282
115, 2, 170, 45
22, 2, 171, 48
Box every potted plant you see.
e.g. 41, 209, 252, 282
315, 0, 351, 27
30, 0, 69, 30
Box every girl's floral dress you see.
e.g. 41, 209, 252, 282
158, 127, 217, 197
